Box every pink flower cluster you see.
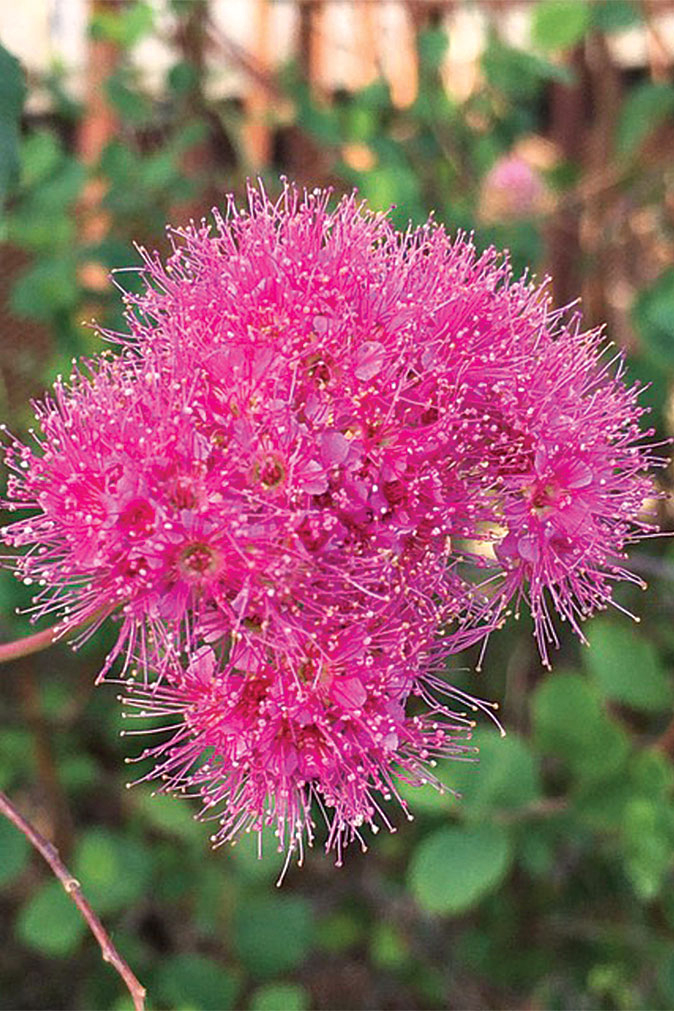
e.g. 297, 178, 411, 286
1, 183, 659, 865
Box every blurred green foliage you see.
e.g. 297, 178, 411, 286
1, 3, 673, 1010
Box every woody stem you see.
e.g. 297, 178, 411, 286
0, 789, 146, 1011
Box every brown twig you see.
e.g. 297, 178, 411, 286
0, 624, 66, 664
0, 789, 146, 1011
0, 608, 111, 665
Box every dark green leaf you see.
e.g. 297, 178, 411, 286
19, 131, 62, 189
17, 880, 87, 956
591, 0, 641, 32
133, 788, 205, 843
233, 895, 313, 977
449, 729, 541, 815
616, 82, 674, 156
418, 29, 449, 72
11, 259, 79, 321
370, 921, 409, 969
584, 620, 672, 712
154, 954, 239, 1011
408, 823, 513, 915
532, 671, 630, 780
73, 829, 152, 915
632, 269, 674, 370
0, 43, 27, 203
0, 815, 30, 886
250, 983, 310, 1011
482, 40, 574, 101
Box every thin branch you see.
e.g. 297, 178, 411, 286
0, 608, 110, 665
0, 789, 146, 1011
0, 624, 65, 664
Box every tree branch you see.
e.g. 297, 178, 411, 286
0, 789, 146, 1011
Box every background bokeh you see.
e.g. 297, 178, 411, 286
1, 2, 674, 1009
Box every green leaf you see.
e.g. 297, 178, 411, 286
630, 749, 674, 799
233, 895, 313, 977
591, 0, 641, 32
316, 910, 364, 953
449, 729, 541, 815
532, 671, 630, 781
572, 773, 634, 831
0, 728, 36, 789
408, 823, 513, 915
482, 39, 574, 101
8, 212, 76, 254
90, 1, 154, 48
153, 954, 239, 1011
28, 158, 87, 212
132, 788, 205, 844
227, 824, 281, 883
73, 829, 152, 915
617, 82, 674, 156
532, 1, 591, 51
105, 74, 154, 126
10, 258, 79, 321
584, 620, 672, 712
17, 880, 87, 956
0, 43, 26, 203
370, 921, 409, 969
622, 797, 674, 900
167, 60, 198, 97
0, 815, 30, 886
250, 983, 310, 1011
19, 131, 62, 189
417, 28, 449, 72
632, 269, 674, 371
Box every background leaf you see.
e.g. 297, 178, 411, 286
408, 823, 513, 915
584, 620, 672, 712
17, 880, 87, 956
531, 1, 591, 51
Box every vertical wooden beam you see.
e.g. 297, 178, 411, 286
545, 47, 587, 309
77, 0, 123, 289
386, 2, 418, 108
77, 0, 121, 168
244, 0, 273, 169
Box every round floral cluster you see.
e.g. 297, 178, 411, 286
1, 183, 659, 864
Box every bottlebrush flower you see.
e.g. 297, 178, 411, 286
1, 181, 660, 861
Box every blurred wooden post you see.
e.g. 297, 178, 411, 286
77, 0, 122, 290
78, 0, 121, 167
299, 0, 325, 93
244, 0, 273, 169
387, 3, 418, 108
355, 0, 379, 89
291, 0, 329, 182
546, 47, 586, 308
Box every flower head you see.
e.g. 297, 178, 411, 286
1, 181, 660, 861
120, 643, 487, 870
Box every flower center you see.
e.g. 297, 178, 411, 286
255, 453, 286, 491
528, 482, 558, 517
177, 542, 220, 581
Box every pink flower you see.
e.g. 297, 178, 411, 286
120, 644, 488, 870
1, 181, 660, 861
479, 152, 549, 222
